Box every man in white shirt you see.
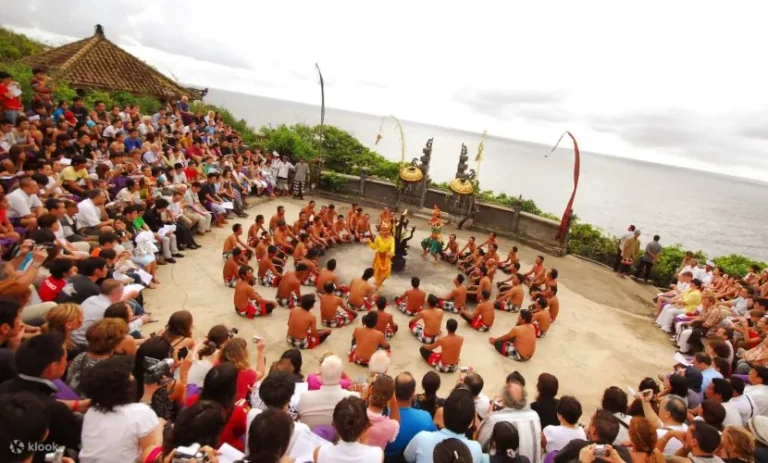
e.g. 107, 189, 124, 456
746, 366, 768, 416
296, 355, 359, 429
640, 394, 688, 455
462, 372, 491, 420
728, 377, 755, 425
706, 378, 745, 427
142, 144, 161, 166
477, 381, 541, 462
5, 177, 43, 230
274, 155, 294, 196
75, 189, 113, 236
71, 279, 137, 347
695, 262, 715, 287
246, 370, 310, 456
102, 119, 122, 139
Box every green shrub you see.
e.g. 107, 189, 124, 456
567, 222, 618, 265
714, 254, 766, 278
319, 171, 346, 192
0, 27, 47, 63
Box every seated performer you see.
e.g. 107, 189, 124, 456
320, 282, 357, 328
355, 213, 373, 242
374, 296, 398, 341
257, 245, 284, 286
458, 236, 477, 261
315, 258, 349, 296
420, 319, 464, 373
546, 286, 560, 322
497, 263, 522, 292
276, 263, 308, 308
347, 268, 378, 311
441, 234, 461, 264
287, 294, 331, 349
334, 214, 352, 243
459, 248, 484, 274
273, 219, 296, 255
255, 233, 286, 267
396, 277, 427, 316
297, 248, 320, 286
349, 311, 390, 366
347, 206, 360, 236
466, 267, 492, 303
293, 212, 309, 238
460, 290, 494, 332
532, 269, 558, 299
485, 244, 501, 264
310, 216, 331, 250
268, 205, 286, 231
301, 200, 317, 219
234, 265, 276, 318
531, 304, 552, 339
495, 273, 524, 313
409, 294, 444, 344
490, 309, 537, 361
498, 246, 520, 274
523, 255, 547, 291
248, 214, 268, 247
293, 232, 310, 262
223, 247, 248, 287
222, 223, 252, 260
477, 231, 497, 250
438, 274, 468, 314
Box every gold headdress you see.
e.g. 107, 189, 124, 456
380, 221, 392, 233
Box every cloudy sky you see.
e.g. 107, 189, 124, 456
4, 0, 768, 181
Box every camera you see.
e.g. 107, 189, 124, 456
228, 327, 238, 338
594, 445, 608, 457
44, 447, 65, 463
144, 357, 174, 383
172, 443, 208, 463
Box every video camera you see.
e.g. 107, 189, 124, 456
144, 356, 174, 384
172, 443, 209, 463
228, 327, 238, 338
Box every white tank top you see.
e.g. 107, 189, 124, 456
316, 441, 383, 463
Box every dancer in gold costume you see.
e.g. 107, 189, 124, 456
368, 221, 395, 290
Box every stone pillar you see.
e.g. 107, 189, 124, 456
359, 167, 368, 198
512, 200, 522, 234
419, 177, 430, 209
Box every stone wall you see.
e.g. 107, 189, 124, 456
316, 173, 568, 255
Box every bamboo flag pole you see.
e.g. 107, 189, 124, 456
375, 115, 407, 164
475, 130, 487, 181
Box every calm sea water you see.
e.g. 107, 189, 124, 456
206, 88, 768, 262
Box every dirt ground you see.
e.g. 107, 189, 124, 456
142, 196, 675, 413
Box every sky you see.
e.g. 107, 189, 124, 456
4, 0, 768, 181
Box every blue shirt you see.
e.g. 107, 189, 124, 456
124, 137, 142, 152
404, 429, 483, 463
385, 407, 436, 456
52, 107, 64, 123
700, 367, 723, 391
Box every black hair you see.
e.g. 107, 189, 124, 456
232, 247, 243, 257
463, 373, 484, 396
691, 421, 722, 452
653, 235, 660, 241
691, 278, 703, 288
456, 274, 465, 284
536, 296, 548, 309
535, 373, 557, 399
363, 311, 378, 328
246, 408, 294, 463
259, 370, 296, 409
481, 289, 491, 300
333, 396, 369, 442
427, 293, 439, 307
376, 296, 387, 310
98, 231, 119, 245
663, 395, 688, 423
363, 268, 374, 280
488, 422, 520, 463
443, 388, 475, 434
99, 249, 117, 261
48, 258, 75, 279
694, 352, 713, 366
446, 318, 458, 333
80, 257, 107, 277
395, 372, 416, 401
519, 309, 532, 324
419, 371, 442, 417
104, 302, 131, 323
0, 298, 21, 330
550, 269, 559, 279
701, 400, 726, 430
14, 333, 64, 377
591, 409, 620, 443
730, 376, 746, 395
557, 395, 583, 425
295, 263, 308, 272
433, 438, 473, 463
412, 276, 420, 288
238, 265, 252, 278
37, 213, 57, 228
326, 259, 337, 271
232, 223, 242, 233
133, 336, 173, 398
714, 357, 731, 378
0, 393, 49, 461
87, 188, 103, 200
601, 386, 628, 414
280, 349, 303, 380
166, 400, 226, 455
710, 378, 733, 402
82, 355, 136, 412
323, 281, 335, 294
300, 294, 315, 310
200, 362, 238, 410
255, 214, 264, 223
668, 374, 689, 398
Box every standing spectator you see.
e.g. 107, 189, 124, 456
79, 355, 162, 463
0, 71, 23, 124
30, 68, 55, 110
386, 372, 437, 462
405, 387, 483, 463
477, 381, 541, 463
618, 230, 641, 277
275, 155, 294, 196
314, 396, 384, 462
636, 235, 662, 282
531, 373, 560, 429
613, 225, 636, 271
0, 333, 82, 460
293, 157, 310, 199
542, 395, 586, 452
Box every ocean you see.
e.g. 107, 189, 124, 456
206, 88, 768, 262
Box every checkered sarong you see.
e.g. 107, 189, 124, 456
495, 301, 520, 313
276, 293, 299, 308
470, 314, 490, 332
409, 321, 439, 344
286, 332, 320, 349
258, 270, 280, 287
438, 300, 461, 314
425, 352, 458, 373
395, 297, 420, 317
496, 341, 530, 361
301, 274, 317, 287
224, 276, 237, 288
321, 309, 356, 328
235, 300, 272, 318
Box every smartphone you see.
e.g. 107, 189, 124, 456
627, 387, 637, 397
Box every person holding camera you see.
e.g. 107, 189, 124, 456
554, 410, 631, 463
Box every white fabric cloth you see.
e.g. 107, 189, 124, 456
477, 408, 541, 463
543, 425, 587, 452
657, 423, 688, 455
613, 412, 631, 446
5, 188, 42, 218
75, 199, 102, 228
474, 393, 491, 420
187, 357, 215, 386
296, 384, 360, 430
730, 394, 756, 425
316, 441, 383, 463
745, 384, 768, 416
79, 402, 158, 463
722, 400, 744, 427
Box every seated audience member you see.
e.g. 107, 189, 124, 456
531, 373, 560, 429
245, 408, 295, 463
410, 294, 444, 343
490, 309, 537, 362
0, 333, 82, 459
0, 393, 52, 463
189, 363, 248, 451
718, 425, 757, 463
705, 378, 743, 427
463, 372, 491, 421
307, 352, 352, 391
66, 318, 129, 395
38, 258, 77, 302
420, 319, 464, 373
728, 377, 755, 425
746, 366, 768, 416
246, 370, 310, 455
234, 265, 276, 318
287, 294, 331, 349
404, 387, 483, 463
487, 421, 532, 463
70, 278, 135, 347
656, 422, 722, 463
220, 337, 265, 402
478, 380, 542, 462
55, 257, 109, 304
601, 386, 631, 445
459, 289, 494, 332
79, 355, 162, 463
637, 392, 688, 455
148, 400, 224, 463
297, 354, 359, 430
542, 395, 586, 452
367, 374, 401, 450
396, 276, 427, 316
313, 396, 384, 462
413, 371, 445, 418
554, 409, 631, 463
385, 372, 437, 461
43, 302, 85, 361
747, 417, 768, 461
350, 311, 390, 366
433, 439, 474, 463
438, 274, 467, 314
